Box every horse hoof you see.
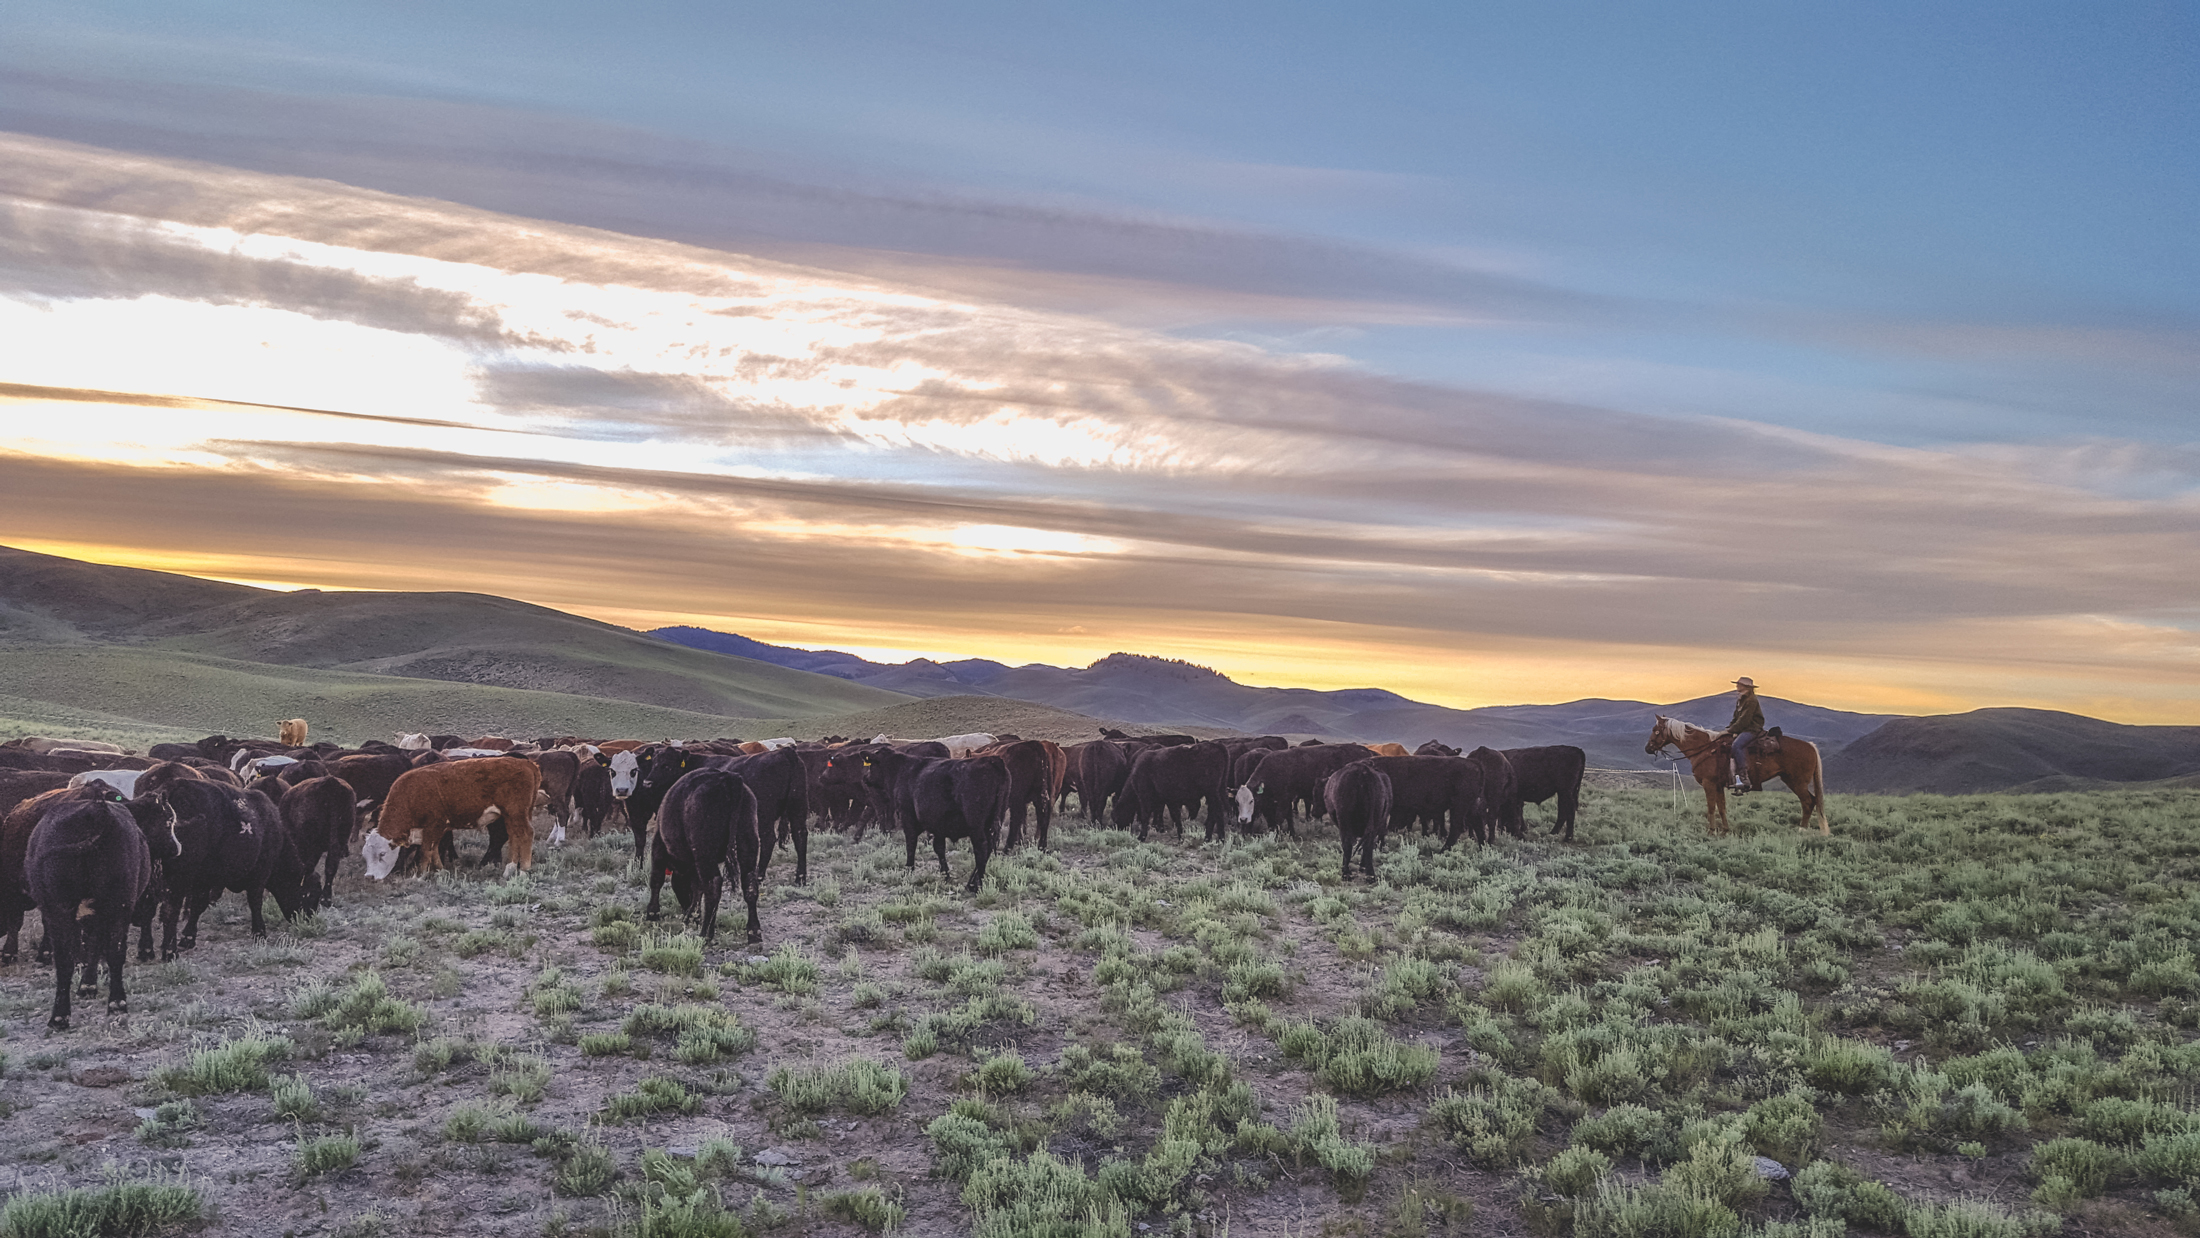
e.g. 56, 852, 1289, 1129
77, 985, 98, 998
137, 950, 153, 963
108, 1000, 127, 1015
503, 863, 518, 879
49, 1016, 69, 1031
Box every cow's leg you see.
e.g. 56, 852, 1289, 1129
966, 831, 991, 893
629, 808, 648, 859
1363, 830, 1382, 878
0, 907, 20, 964
1036, 794, 1052, 850
244, 884, 269, 937
739, 849, 763, 942
904, 824, 921, 870
77, 933, 101, 998
789, 816, 808, 885
1004, 802, 1024, 851
1558, 788, 1578, 841
159, 894, 182, 961
180, 889, 216, 949
933, 830, 951, 878
103, 915, 129, 1014
644, 836, 670, 921
698, 866, 722, 946
49, 915, 75, 1030
507, 819, 533, 877
1340, 829, 1355, 880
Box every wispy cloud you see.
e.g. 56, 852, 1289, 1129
1, 131, 2196, 720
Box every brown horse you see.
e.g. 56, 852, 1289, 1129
1645, 716, 1827, 836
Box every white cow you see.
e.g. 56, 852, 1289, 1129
929, 733, 998, 757
755, 737, 799, 751
394, 733, 431, 750
69, 770, 144, 796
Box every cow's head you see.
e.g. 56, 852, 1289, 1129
362, 830, 406, 880
1235, 784, 1256, 825
126, 790, 183, 863
639, 749, 701, 796
608, 750, 642, 799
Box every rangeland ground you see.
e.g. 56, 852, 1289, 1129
2, 788, 2197, 1238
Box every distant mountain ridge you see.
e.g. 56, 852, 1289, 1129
1825, 709, 2200, 794
649, 626, 1900, 771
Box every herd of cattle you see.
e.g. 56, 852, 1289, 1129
0, 726, 1586, 1030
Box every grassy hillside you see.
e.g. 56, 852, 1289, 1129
0, 646, 783, 746
0, 545, 914, 720
1827, 707, 2200, 794
0, 651, 1183, 751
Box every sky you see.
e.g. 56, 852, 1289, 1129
1, 3, 2196, 721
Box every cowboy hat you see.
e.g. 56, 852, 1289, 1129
1733, 676, 1757, 689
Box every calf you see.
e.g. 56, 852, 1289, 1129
530, 749, 581, 846
27, 789, 180, 1028
1499, 745, 1588, 841
859, 749, 1010, 892
280, 776, 358, 906
360, 758, 541, 880
647, 769, 763, 943
574, 757, 614, 839
1324, 760, 1394, 879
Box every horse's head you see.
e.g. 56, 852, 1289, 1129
1645, 716, 1672, 755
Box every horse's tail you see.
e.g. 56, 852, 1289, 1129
1808, 740, 1829, 834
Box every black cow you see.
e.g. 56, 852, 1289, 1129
984, 740, 1057, 851
647, 769, 763, 943
1464, 747, 1519, 843
1114, 741, 1231, 841
1359, 756, 1486, 849
1099, 728, 1198, 747
1230, 746, 1274, 795
858, 749, 1010, 892
1069, 741, 1134, 823
280, 776, 357, 906
332, 753, 414, 829
574, 757, 614, 839
27, 787, 180, 1028
1415, 741, 1462, 757
1499, 745, 1587, 841
155, 781, 311, 959
1323, 760, 1394, 879
1237, 744, 1363, 834
635, 747, 809, 883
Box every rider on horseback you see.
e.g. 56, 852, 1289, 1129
1720, 676, 1765, 791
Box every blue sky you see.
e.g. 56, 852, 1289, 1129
1, 3, 2196, 718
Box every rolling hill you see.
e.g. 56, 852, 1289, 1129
1824, 708, 2200, 794
651, 627, 1901, 770
0, 545, 911, 721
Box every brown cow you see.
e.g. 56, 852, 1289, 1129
465, 735, 516, 751
980, 739, 1065, 851
359, 759, 540, 880
279, 718, 309, 746
1364, 742, 1411, 758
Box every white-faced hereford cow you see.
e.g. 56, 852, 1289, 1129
361, 758, 541, 880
